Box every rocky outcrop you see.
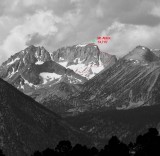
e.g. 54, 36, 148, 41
44, 46, 160, 116
51, 44, 117, 79
0, 45, 87, 94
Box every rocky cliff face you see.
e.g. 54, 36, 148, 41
61, 46, 160, 145
1, 44, 160, 152
3, 45, 160, 117
0, 45, 87, 94
0, 78, 90, 156
51, 43, 117, 79
40, 46, 160, 116
0, 44, 117, 111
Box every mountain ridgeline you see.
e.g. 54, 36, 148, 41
0, 44, 116, 99
23, 45, 160, 117
61, 46, 160, 115
1, 45, 160, 116
1, 44, 160, 154
0, 45, 87, 94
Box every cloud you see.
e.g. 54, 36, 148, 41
0, 0, 77, 18
96, 6, 104, 18
26, 33, 45, 46
1, 0, 160, 64
0, 16, 20, 44
0, 10, 60, 58
98, 21, 160, 57
150, 5, 160, 17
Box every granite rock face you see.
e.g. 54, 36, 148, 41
51, 44, 117, 79
0, 44, 117, 114
44, 46, 160, 116
0, 45, 87, 94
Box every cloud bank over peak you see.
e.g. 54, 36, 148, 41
0, 0, 160, 63
2, 10, 59, 51
99, 21, 160, 57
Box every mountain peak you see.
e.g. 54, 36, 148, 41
75, 43, 98, 48
27, 44, 36, 48
51, 44, 117, 79
0, 45, 88, 94
124, 45, 159, 63
24, 45, 48, 54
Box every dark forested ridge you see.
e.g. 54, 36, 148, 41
0, 78, 90, 156
27, 128, 160, 156
65, 104, 160, 146
0, 128, 158, 156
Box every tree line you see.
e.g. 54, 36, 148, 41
0, 128, 160, 156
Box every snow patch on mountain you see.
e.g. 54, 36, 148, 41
7, 58, 20, 66
18, 81, 24, 90
58, 58, 104, 79
35, 60, 44, 65
67, 75, 82, 84
76, 44, 87, 47
23, 78, 34, 87
142, 47, 146, 50
127, 100, 144, 109
40, 72, 62, 84
59, 61, 68, 67
50, 44, 117, 80
7, 67, 18, 78
73, 58, 85, 64
69, 64, 92, 78
59, 57, 64, 61
91, 60, 104, 75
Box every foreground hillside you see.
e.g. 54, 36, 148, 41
0, 78, 90, 156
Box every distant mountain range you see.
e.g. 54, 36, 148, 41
1, 44, 160, 152
18, 45, 160, 116
50, 45, 160, 115
0, 44, 116, 97
62, 45, 160, 144
1, 44, 160, 115
1, 44, 160, 113
0, 44, 117, 112
0, 45, 87, 94
51, 43, 117, 79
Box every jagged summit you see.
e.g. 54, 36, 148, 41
1, 45, 51, 67
26, 45, 47, 53
0, 44, 117, 114
0, 45, 87, 94
26, 44, 36, 49
124, 45, 159, 64
54, 45, 160, 116
51, 43, 117, 79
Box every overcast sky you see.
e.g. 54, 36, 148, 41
0, 0, 160, 63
